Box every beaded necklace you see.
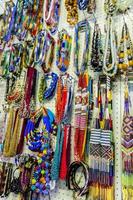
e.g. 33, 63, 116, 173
74, 20, 91, 76
55, 73, 74, 124
24, 107, 56, 196
19, 67, 37, 118
44, 0, 60, 34
117, 22, 133, 72
3, 108, 24, 157
56, 29, 72, 72
77, 0, 89, 10
38, 72, 58, 103
21, 39, 35, 69
91, 23, 103, 72
74, 72, 90, 161
65, 0, 78, 26
104, 0, 117, 15
3, 2, 16, 43
87, 0, 96, 13
0, 1, 14, 43
103, 17, 117, 77
34, 31, 55, 73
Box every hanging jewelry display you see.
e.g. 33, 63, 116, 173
38, 72, 58, 103
121, 81, 133, 200
103, 17, 117, 77
65, 0, 78, 26
44, 0, 61, 34
74, 20, 91, 76
56, 29, 72, 72
91, 23, 103, 72
24, 107, 56, 196
88, 77, 114, 200
117, 22, 133, 72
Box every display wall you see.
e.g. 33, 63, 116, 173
0, 0, 133, 200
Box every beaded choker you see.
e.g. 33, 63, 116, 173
38, 72, 58, 103
44, 0, 60, 34
117, 22, 133, 72
56, 29, 72, 72
74, 20, 91, 76
65, 0, 78, 26
103, 17, 117, 77
91, 23, 103, 72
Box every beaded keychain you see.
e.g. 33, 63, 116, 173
65, 0, 78, 26
121, 80, 133, 200
117, 22, 133, 72
44, 0, 61, 34
56, 29, 72, 72
74, 20, 91, 76
91, 23, 103, 72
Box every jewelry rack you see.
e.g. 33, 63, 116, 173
0, 0, 133, 200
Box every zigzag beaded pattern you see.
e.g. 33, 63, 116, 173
121, 115, 133, 173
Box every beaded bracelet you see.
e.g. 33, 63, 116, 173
66, 161, 89, 196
